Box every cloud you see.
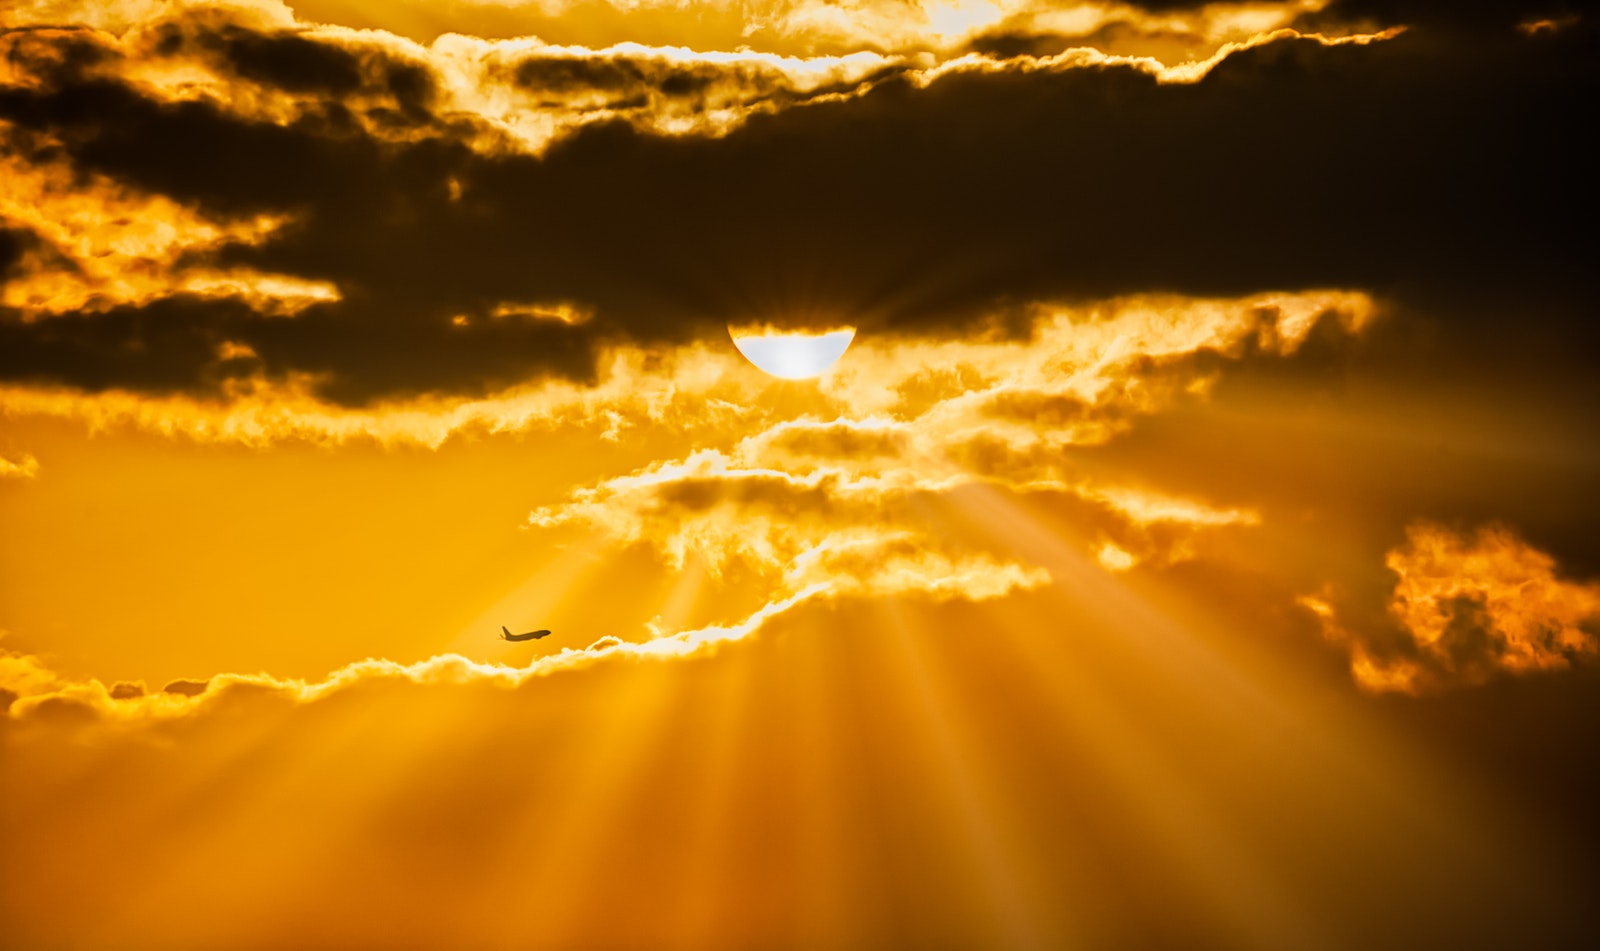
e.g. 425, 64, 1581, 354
161, 678, 210, 696
531, 453, 1058, 601
187, 0, 1373, 59
0, 136, 328, 319
1, 288, 1347, 731
1301, 0, 1597, 32
488, 42, 908, 140
0, 452, 40, 478
1302, 522, 1600, 693
3, 7, 1587, 407
520, 291, 1335, 622
0, 287, 1372, 456
1, 582, 835, 729
0, 648, 62, 695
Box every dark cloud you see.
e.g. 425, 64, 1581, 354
972, 0, 1600, 54
654, 474, 835, 515
1304, 0, 1600, 30
16, 693, 100, 725
1429, 594, 1513, 678
0, 296, 258, 395
0, 292, 600, 403
0, 15, 1594, 405
144, 15, 440, 119
982, 389, 1126, 429
0, 223, 37, 280
201, 26, 364, 95
514, 54, 661, 99
161, 678, 210, 697
508, 50, 906, 112
108, 681, 147, 700
0, 24, 116, 86
760, 422, 910, 461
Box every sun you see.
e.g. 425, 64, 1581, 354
728, 326, 856, 379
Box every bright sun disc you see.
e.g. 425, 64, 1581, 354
729, 327, 856, 379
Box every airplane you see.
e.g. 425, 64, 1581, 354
501, 626, 552, 642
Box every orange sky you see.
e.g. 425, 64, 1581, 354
3, 2, 1600, 948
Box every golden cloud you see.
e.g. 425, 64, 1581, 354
0, 289, 1372, 447
0, 288, 1377, 725
0, 452, 40, 479
0, 8, 903, 152
1303, 522, 1600, 694
0, 289, 1354, 624
0, 140, 332, 318
1, 3, 1404, 163
0, 648, 61, 697
0, 581, 831, 729
0, 342, 761, 447
240, 0, 1367, 63
520, 292, 1353, 618
433, 19, 1401, 153
1, 1, 292, 35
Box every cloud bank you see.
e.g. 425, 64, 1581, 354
1, 2, 1591, 408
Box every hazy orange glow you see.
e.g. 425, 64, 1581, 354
3, 2, 1598, 948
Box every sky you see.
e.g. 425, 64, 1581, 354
1, 0, 1598, 947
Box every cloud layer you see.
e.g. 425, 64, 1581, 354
1, 3, 1593, 407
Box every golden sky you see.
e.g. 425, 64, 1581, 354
3, 1, 1599, 948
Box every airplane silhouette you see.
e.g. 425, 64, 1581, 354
501, 626, 552, 642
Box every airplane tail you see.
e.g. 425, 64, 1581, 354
501, 626, 510, 639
